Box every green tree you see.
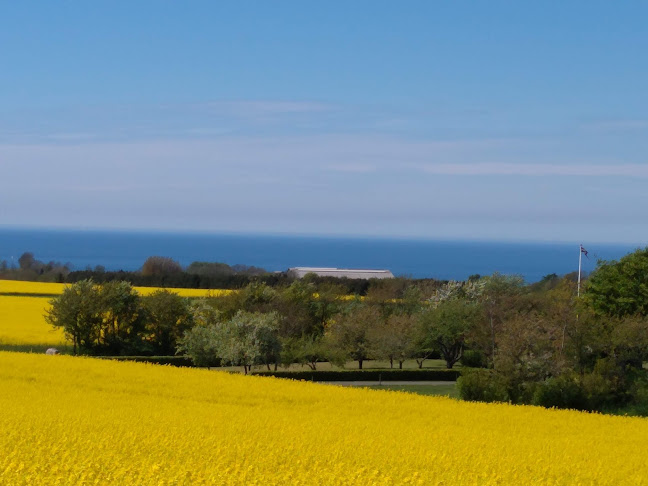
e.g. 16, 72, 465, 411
419, 298, 480, 369
476, 273, 525, 366
141, 256, 183, 276
97, 281, 144, 354
178, 310, 281, 373
585, 248, 648, 317
177, 325, 223, 367
142, 290, 193, 355
324, 303, 379, 369
367, 313, 418, 369
45, 280, 102, 354
280, 334, 326, 370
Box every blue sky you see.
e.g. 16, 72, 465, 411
1, 2, 647, 243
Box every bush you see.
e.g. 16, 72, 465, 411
457, 369, 508, 403
460, 350, 488, 368
581, 371, 616, 410
532, 375, 588, 410
251, 369, 459, 382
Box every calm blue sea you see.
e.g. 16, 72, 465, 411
0, 228, 640, 283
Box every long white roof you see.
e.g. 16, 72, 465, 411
289, 267, 394, 279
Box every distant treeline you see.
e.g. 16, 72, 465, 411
1, 252, 442, 294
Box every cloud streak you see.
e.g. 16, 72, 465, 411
418, 162, 648, 178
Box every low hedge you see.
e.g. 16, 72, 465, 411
97, 356, 194, 367
251, 369, 460, 381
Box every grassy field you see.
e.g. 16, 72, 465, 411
2, 351, 647, 485
220, 358, 455, 373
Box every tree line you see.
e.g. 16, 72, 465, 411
43, 248, 648, 414
3, 253, 401, 294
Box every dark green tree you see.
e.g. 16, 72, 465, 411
45, 280, 102, 354
585, 248, 648, 317
419, 298, 481, 369
142, 290, 193, 355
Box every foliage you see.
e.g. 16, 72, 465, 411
457, 368, 509, 403
176, 324, 223, 367
324, 303, 378, 369
179, 310, 281, 373
140, 256, 183, 276
366, 313, 418, 368
280, 334, 325, 370
460, 349, 488, 368
419, 298, 481, 369
44, 280, 103, 354
532, 374, 588, 410
141, 290, 193, 355
0, 252, 71, 283
585, 247, 648, 317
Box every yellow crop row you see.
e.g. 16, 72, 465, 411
0, 296, 66, 347
1, 351, 647, 485
0, 279, 233, 298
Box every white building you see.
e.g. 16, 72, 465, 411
288, 267, 394, 280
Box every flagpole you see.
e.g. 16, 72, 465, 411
577, 245, 582, 297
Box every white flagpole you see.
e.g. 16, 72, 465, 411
577, 245, 582, 297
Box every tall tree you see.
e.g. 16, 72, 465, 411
142, 290, 193, 355
45, 280, 102, 354
419, 298, 480, 369
585, 248, 648, 317
325, 304, 379, 369
97, 281, 144, 354
141, 256, 183, 276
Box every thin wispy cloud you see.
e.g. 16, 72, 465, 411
582, 120, 648, 132
326, 163, 377, 173
418, 162, 648, 178
203, 100, 336, 117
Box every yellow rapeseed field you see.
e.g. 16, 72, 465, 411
0, 281, 231, 349
0, 296, 66, 348
0, 279, 233, 298
1, 352, 647, 485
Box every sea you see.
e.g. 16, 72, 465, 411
0, 228, 641, 283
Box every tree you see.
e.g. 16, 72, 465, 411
585, 248, 648, 317
177, 325, 223, 367
178, 310, 281, 373
218, 311, 281, 373
45, 280, 102, 354
142, 290, 193, 355
280, 334, 326, 370
18, 252, 36, 271
367, 313, 418, 368
324, 304, 379, 369
494, 312, 561, 403
476, 273, 525, 366
97, 281, 144, 354
186, 261, 233, 277
141, 256, 183, 276
419, 298, 480, 369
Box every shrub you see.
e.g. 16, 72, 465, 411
457, 368, 508, 403
460, 350, 487, 368
533, 375, 588, 410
